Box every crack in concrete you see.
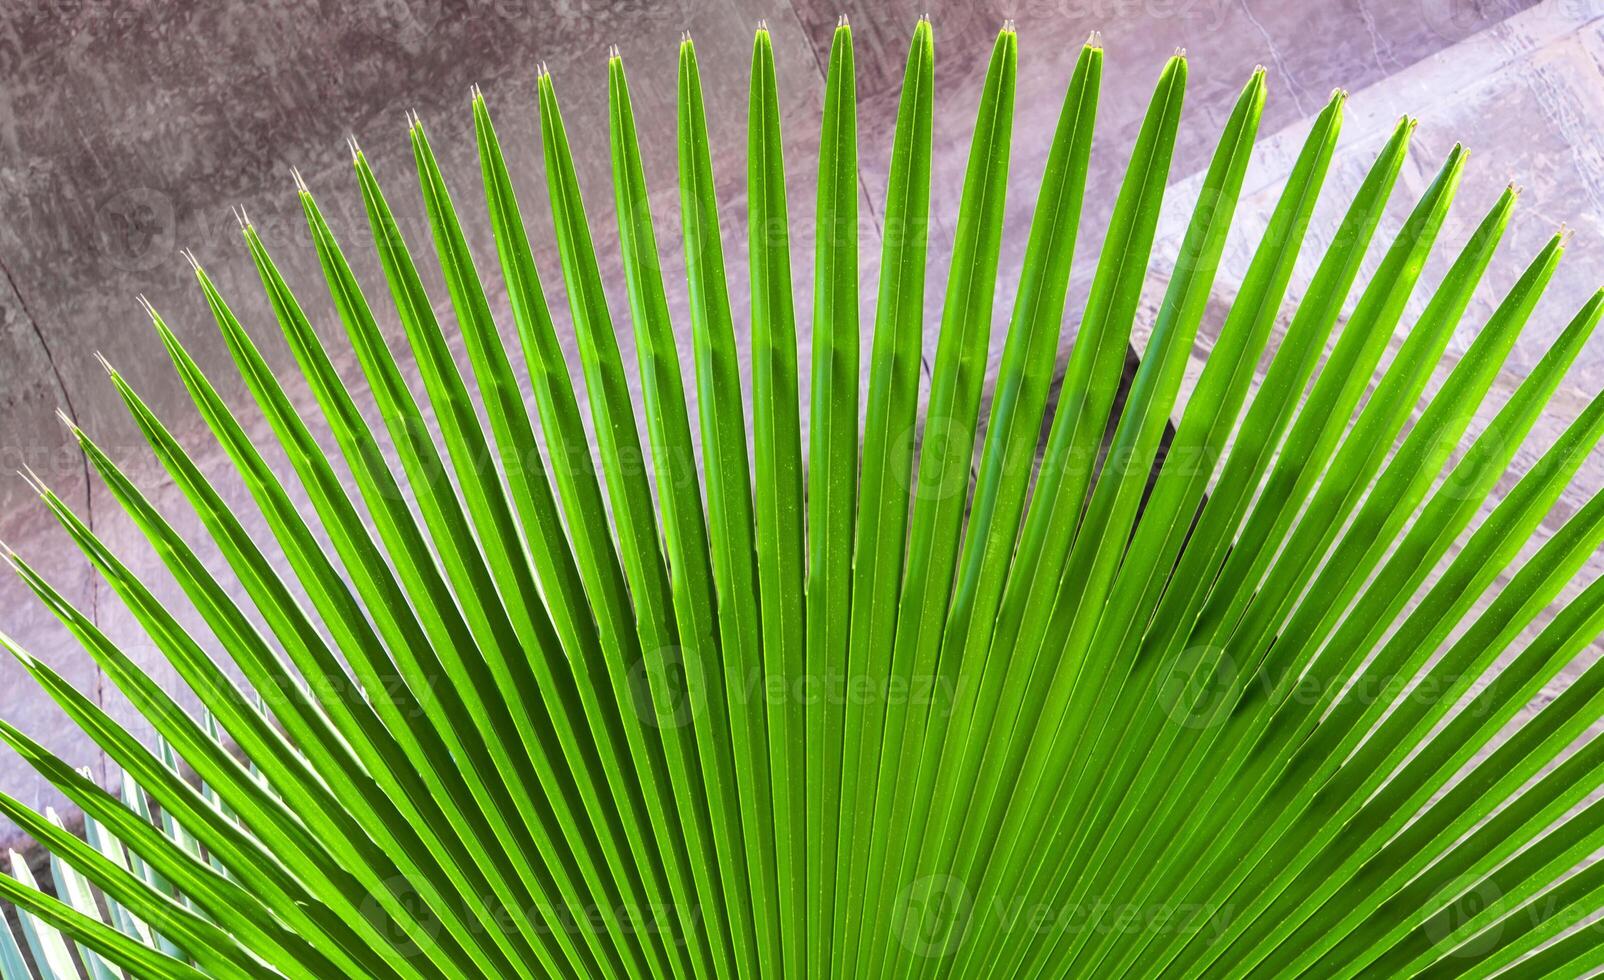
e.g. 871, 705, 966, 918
1238, 0, 1311, 116
0, 248, 110, 784
1355, 0, 1404, 73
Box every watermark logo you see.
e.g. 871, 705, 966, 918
1423, 873, 1501, 957
1418, 0, 1484, 40
360, 876, 442, 956
894, 874, 971, 959
1158, 644, 1237, 729
898, 416, 972, 503
628, 645, 704, 730
98, 187, 174, 273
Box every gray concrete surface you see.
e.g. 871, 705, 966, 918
0, 0, 1592, 855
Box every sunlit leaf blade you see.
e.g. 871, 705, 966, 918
99, 321, 517, 978
294, 173, 656, 978
881, 44, 1183, 980
538, 60, 727, 980
746, 24, 809, 980
964, 75, 1345, 980
353, 139, 641, 980
0, 853, 208, 980
840, 18, 934, 980
82, 805, 158, 948
1082, 215, 1564, 980
196, 231, 596, 975
3, 800, 255, 979
893, 43, 1102, 966
0, 905, 29, 980
867, 22, 1021, 980
8, 852, 80, 979
1017, 137, 1468, 980
42, 807, 124, 980
607, 44, 750, 977
9, 728, 326, 975
4, 482, 421, 979
930, 60, 1264, 980
805, 22, 860, 979
676, 35, 782, 979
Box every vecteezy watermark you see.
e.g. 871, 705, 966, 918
894, 875, 972, 958
350, 871, 1242, 964
1416, 0, 1487, 40
895, 416, 979, 504
1423, 873, 1503, 958
357, 876, 697, 957
1149, 642, 1501, 732
253, 670, 440, 719
1423, 415, 1504, 503
628, 644, 704, 731
97, 187, 177, 274
1157, 644, 1238, 730
360, 875, 445, 957
628, 649, 958, 729
891, 873, 1235, 961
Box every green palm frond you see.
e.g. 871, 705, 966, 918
2, 18, 1603, 980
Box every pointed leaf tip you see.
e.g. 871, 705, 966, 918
837, 12, 849, 28
1087, 29, 1103, 48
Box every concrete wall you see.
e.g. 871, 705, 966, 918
0, 0, 1590, 850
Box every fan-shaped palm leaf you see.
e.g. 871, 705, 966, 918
1, 18, 1602, 980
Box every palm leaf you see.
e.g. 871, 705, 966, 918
746, 24, 810, 980
3, 19, 1602, 980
